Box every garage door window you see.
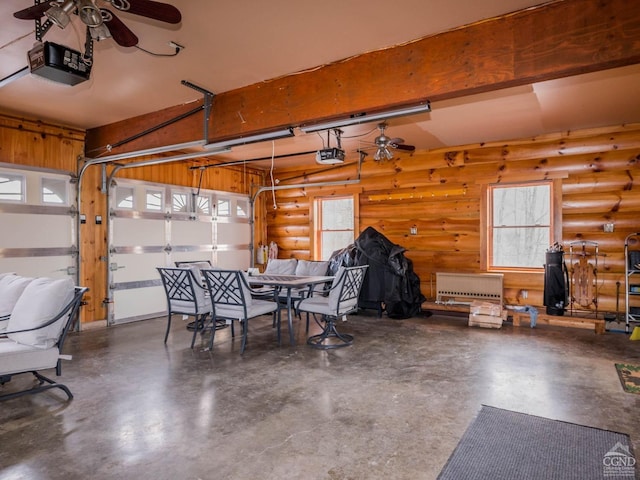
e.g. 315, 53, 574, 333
0, 172, 25, 203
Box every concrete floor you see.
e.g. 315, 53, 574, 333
1, 311, 639, 480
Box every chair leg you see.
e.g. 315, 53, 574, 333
164, 313, 172, 343
307, 315, 354, 349
207, 315, 218, 350
240, 319, 248, 354
0, 371, 73, 402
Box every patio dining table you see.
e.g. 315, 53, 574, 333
247, 274, 334, 346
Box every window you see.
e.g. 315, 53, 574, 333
172, 192, 189, 213
41, 177, 68, 204
488, 181, 553, 269
196, 195, 211, 215
217, 198, 231, 216
115, 186, 134, 209
145, 189, 163, 211
0, 172, 25, 202
236, 199, 248, 217
315, 196, 354, 261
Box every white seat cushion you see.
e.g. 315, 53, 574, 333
215, 299, 278, 321
6, 277, 75, 349
264, 259, 298, 275
298, 294, 357, 316
0, 338, 60, 376
0, 274, 33, 318
170, 296, 212, 315
295, 260, 330, 276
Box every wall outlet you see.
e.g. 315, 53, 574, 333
521, 290, 528, 299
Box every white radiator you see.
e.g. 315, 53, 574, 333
436, 272, 503, 305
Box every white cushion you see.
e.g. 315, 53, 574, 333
264, 259, 298, 275
0, 338, 59, 376
295, 260, 330, 277
0, 274, 33, 317
7, 277, 75, 349
215, 299, 277, 321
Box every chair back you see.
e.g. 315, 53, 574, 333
201, 269, 252, 310
264, 258, 297, 275
329, 265, 368, 315
157, 267, 208, 314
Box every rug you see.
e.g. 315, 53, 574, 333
437, 405, 636, 480
615, 363, 640, 394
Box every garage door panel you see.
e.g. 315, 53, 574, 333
112, 253, 165, 283
113, 218, 165, 246
0, 213, 72, 248
0, 256, 74, 278
172, 220, 212, 245
113, 287, 166, 322
218, 222, 250, 244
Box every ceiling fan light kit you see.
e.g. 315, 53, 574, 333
44, 1, 76, 28
10, 0, 183, 86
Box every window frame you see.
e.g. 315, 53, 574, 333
481, 179, 562, 272
0, 171, 26, 203
313, 195, 356, 261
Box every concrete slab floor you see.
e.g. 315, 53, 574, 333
1, 311, 639, 480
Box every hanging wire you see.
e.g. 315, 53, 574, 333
269, 141, 277, 209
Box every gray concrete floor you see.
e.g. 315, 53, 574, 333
1, 311, 639, 480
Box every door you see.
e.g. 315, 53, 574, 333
108, 179, 250, 325
0, 166, 76, 280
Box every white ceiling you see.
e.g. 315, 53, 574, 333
1, 0, 640, 170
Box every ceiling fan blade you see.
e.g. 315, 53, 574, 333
111, 0, 182, 24
13, 2, 54, 20
392, 143, 416, 152
102, 9, 139, 47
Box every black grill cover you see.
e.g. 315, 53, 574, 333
328, 227, 425, 319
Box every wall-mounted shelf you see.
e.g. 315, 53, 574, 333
624, 233, 640, 333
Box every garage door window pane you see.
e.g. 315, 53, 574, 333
42, 177, 68, 205
0, 172, 25, 203
116, 186, 134, 209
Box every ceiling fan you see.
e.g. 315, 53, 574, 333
13, 0, 182, 48
371, 123, 415, 161
0, 0, 181, 87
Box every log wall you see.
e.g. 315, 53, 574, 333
267, 123, 640, 315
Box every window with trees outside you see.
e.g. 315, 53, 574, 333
488, 181, 553, 270
315, 196, 354, 261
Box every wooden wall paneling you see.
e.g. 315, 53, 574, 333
268, 123, 640, 317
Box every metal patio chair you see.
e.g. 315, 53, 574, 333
202, 269, 279, 354
297, 265, 368, 349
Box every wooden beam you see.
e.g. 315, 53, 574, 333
86, 0, 640, 155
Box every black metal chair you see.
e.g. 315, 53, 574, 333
202, 269, 279, 354
157, 267, 212, 348
297, 265, 368, 349
0, 286, 88, 401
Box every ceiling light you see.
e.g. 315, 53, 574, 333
77, 0, 103, 27
300, 101, 431, 133
45, 0, 76, 28
90, 23, 111, 41
374, 147, 394, 162
203, 127, 294, 150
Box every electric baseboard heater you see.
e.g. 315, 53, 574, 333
436, 272, 504, 305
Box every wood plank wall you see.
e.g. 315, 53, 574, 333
0, 113, 266, 325
267, 123, 640, 315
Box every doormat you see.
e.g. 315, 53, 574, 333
437, 405, 636, 480
615, 363, 640, 394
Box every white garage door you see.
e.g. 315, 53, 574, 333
109, 179, 251, 325
0, 166, 76, 280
